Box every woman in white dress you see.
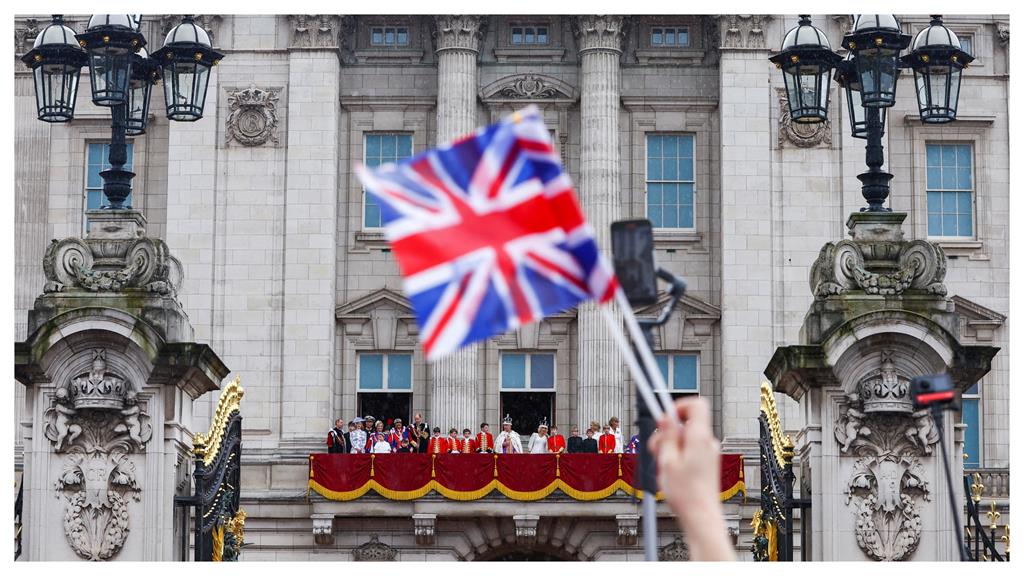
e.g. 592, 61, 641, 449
370, 420, 392, 454
528, 422, 550, 454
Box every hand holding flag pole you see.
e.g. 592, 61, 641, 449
356, 105, 678, 426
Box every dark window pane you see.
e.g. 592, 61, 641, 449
537, 27, 548, 44
512, 27, 522, 44
665, 29, 675, 45
678, 29, 689, 46
358, 392, 411, 428
372, 28, 383, 44
530, 354, 555, 389
397, 28, 408, 45
652, 28, 663, 45
962, 397, 980, 468
500, 391, 554, 434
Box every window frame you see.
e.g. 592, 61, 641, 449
645, 132, 697, 232
84, 140, 134, 233
650, 26, 690, 48
924, 141, 976, 241
653, 353, 701, 395
369, 25, 410, 47
361, 132, 414, 230
961, 382, 982, 469
356, 352, 414, 393
509, 24, 550, 46
499, 352, 557, 392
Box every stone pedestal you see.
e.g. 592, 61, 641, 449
765, 212, 998, 561
15, 210, 229, 561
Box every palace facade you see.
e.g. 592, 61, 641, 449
13, 14, 1010, 561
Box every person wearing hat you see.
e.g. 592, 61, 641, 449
598, 424, 617, 454
326, 418, 347, 454
528, 420, 550, 454
495, 415, 522, 454
388, 418, 412, 451
349, 418, 367, 454
547, 425, 566, 454
476, 422, 494, 453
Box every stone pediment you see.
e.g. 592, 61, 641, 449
336, 289, 418, 350
635, 292, 721, 323
631, 292, 721, 348
479, 74, 578, 103
335, 288, 413, 318
951, 295, 1006, 342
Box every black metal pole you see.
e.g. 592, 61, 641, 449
931, 407, 968, 561
634, 327, 659, 561
856, 106, 894, 212
783, 461, 794, 561
100, 103, 135, 210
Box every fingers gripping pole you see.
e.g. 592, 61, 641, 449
599, 305, 665, 422
614, 289, 681, 425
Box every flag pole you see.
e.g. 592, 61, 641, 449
599, 305, 665, 422
614, 289, 681, 426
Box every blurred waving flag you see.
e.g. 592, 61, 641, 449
356, 105, 618, 361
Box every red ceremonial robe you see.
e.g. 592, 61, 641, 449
428, 436, 449, 455
462, 437, 477, 453
448, 436, 463, 453
598, 433, 617, 454
547, 434, 566, 454
476, 432, 494, 452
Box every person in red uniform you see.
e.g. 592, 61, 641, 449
476, 422, 494, 453
461, 428, 476, 453
598, 424, 617, 454
427, 427, 448, 455
547, 425, 567, 454
446, 428, 462, 453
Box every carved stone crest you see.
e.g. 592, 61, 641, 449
42, 235, 183, 296
45, 349, 152, 561
996, 21, 1009, 47
289, 15, 339, 48
498, 75, 561, 99
352, 534, 397, 561
777, 88, 833, 148
659, 536, 690, 561
226, 85, 281, 147
834, 352, 938, 561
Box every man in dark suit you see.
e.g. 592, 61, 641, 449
327, 418, 347, 454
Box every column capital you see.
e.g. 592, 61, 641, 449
716, 14, 774, 50
572, 15, 626, 55
288, 15, 343, 49
433, 15, 487, 53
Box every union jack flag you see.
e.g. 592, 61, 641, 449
357, 106, 618, 360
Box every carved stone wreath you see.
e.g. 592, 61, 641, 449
777, 88, 832, 149
659, 536, 690, 561
352, 535, 397, 561
498, 75, 561, 100
810, 238, 947, 298
226, 85, 281, 147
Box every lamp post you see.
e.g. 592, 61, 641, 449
771, 15, 973, 212
20, 14, 222, 211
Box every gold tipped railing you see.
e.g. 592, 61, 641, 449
760, 380, 793, 468
194, 376, 245, 467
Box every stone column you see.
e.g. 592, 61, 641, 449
431, 15, 486, 431
572, 16, 626, 431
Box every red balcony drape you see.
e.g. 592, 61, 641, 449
308, 453, 745, 503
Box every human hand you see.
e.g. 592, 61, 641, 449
648, 396, 733, 561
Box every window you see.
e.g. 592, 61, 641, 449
959, 35, 973, 57
962, 382, 981, 468
646, 134, 695, 229
654, 354, 699, 399
925, 143, 973, 238
510, 25, 549, 45
358, 353, 412, 425
370, 26, 409, 46
363, 133, 413, 228
85, 142, 134, 230
651, 27, 689, 47
500, 353, 555, 433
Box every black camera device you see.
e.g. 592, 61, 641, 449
909, 373, 960, 411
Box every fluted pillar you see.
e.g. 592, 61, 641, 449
573, 16, 626, 431
431, 15, 486, 431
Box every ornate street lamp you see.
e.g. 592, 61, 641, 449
19, 14, 223, 211
842, 15, 911, 108
125, 48, 161, 136
770, 15, 842, 124
771, 15, 973, 212
77, 14, 145, 107
836, 54, 886, 140
20, 15, 87, 123
152, 16, 223, 121
902, 15, 974, 124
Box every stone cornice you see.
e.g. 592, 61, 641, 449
432, 15, 487, 53
572, 15, 626, 55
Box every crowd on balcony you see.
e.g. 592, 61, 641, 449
326, 412, 643, 455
